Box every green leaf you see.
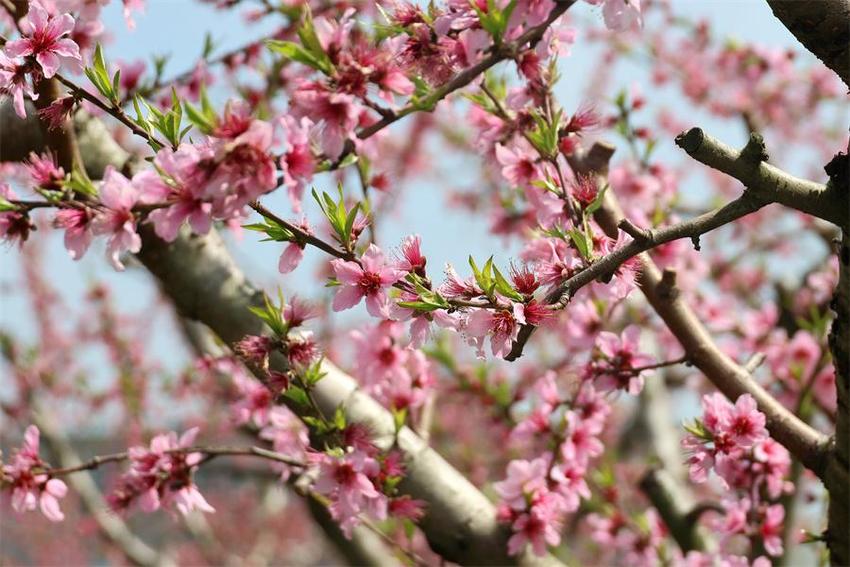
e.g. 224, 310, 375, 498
267, 40, 328, 73
311, 186, 360, 250
303, 358, 327, 386
84, 44, 119, 104
202, 32, 216, 59
284, 385, 309, 407
111, 70, 121, 102
392, 407, 407, 432
65, 165, 98, 197
493, 265, 523, 301
248, 292, 287, 336
396, 300, 441, 312
0, 196, 18, 212
333, 407, 347, 431
567, 229, 591, 260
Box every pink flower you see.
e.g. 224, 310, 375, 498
389, 495, 426, 521
207, 120, 277, 218
587, 325, 654, 394
231, 371, 272, 427
122, 0, 146, 30
601, 0, 642, 32
752, 438, 791, 499
683, 393, 771, 487
351, 321, 411, 388
234, 335, 274, 369
0, 182, 33, 245
278, 242, 305, 274
725, 394, 767, 449
331, 244, 406, 318
313, 451, 386, 538
291, 82, 360, 160
54, 207, 94, 260
259, 406, 310, 481
279, 116, 316, 213
495, 142, 540, 188
116, 59, 146, 92
110, 427, 214, 517
25, 151, 64, 189
37, 95, 75, 130
2, 426, 69, 522
465, 303, 526, 358
277, 219, 311, 274
136, 144, 214, 242
0, 52, 36, 119
395, 234, 427, 274
760, 504, 784, 556
4, 1, 82, 78
493, 457, 549, 511
507, 498, 563, 556
92, 167, 141, 270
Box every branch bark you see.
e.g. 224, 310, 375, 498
766, 0, 850, 89
675, 128, 848, 229
824, 231, 849, 565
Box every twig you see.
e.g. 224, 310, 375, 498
505, 189, 768, 360
54, 74, 164, 149
45, 445, 305, 476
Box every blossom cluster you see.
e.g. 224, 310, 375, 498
0, 1, 81, 118
0, 425, 68, 522
2, 104, 291, 268
495, 375, 611, 556
682, 394, 792, 557
106, 427, 215, 517
349, 320, 436, 413
311, 424, 425, 538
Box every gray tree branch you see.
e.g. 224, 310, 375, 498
675, 128, 848, 229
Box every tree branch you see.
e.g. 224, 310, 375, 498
1, 100, 564, 565
675, 128, 848, 229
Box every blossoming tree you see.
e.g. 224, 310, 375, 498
1, 0, 848, 565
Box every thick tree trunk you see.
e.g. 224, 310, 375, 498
825, 231, 850, 565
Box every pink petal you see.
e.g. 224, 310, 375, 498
36, 51, 60, 79
23, 425, 40, 454
39, 493, 64, 522
179, 426, 200, 447
3, 39, 33, 58
360, 244, 386, 272
44, 478, 67, 498
278, 243, 304, 274
332, 259, 364, 284
365, 289, 389, 318
332, 285, 363, 312
52, 14, 77, 38
138, 488, 160, 512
